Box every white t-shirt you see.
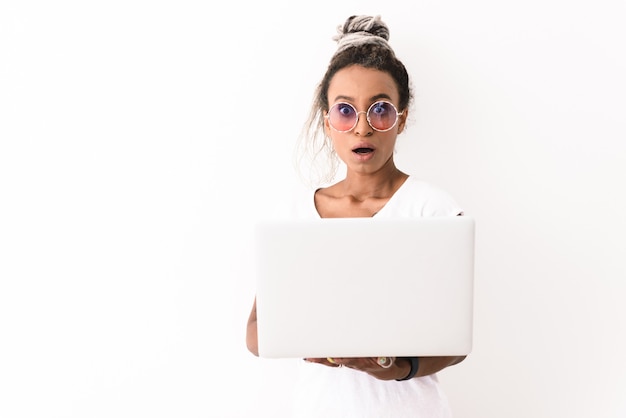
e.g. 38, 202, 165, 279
282, 176, 463, 418
280, 176, 462, 220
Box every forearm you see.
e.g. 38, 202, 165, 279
321, 354, 467, 381
372, 355, 466, 381
413, 355, 466, 378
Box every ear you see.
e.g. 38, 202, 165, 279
397, 109, 408, 134
323, 110, 332, 135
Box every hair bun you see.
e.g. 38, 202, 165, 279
333, 15, 390, 43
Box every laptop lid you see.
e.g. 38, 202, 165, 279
254, 216, 475, 359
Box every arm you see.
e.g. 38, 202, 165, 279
246, 297, 259, 356
381, 355, 466, 381
308, 355, 466, 381
406, 355, 466, 378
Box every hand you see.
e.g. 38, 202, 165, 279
304, 357, 407, 380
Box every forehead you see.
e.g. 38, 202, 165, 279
327, 65, 399, 104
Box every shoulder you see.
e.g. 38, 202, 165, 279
386, 177, 463, 217
403, 177, 456, 200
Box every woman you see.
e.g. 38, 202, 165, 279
247, 15, 466, 417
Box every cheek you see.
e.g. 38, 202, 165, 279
329, 135, 341, 152
328, 135, 351, 157
380, 135, 399, 153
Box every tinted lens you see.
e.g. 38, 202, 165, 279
328, 103, 357, 132
367, 101, 398, 131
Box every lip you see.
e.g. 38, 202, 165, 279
351, 142, 376, 161
351, 141, 376, 152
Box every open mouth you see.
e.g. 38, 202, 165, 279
353, 147, 374, 154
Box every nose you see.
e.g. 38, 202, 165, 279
354, 111, 373, 136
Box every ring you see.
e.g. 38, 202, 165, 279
377, 357, 394, 369
327, 357, 336, 364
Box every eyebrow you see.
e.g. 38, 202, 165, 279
332, 93, 393, 103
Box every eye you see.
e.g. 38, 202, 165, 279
371, 102, 391, 116
336, 103, 356, 117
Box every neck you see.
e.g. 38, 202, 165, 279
341, 165, 408, 200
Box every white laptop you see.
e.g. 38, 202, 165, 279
254, 216, 475, 359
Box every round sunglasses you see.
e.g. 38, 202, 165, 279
326, 101, 404, 133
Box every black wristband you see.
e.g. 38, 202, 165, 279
395, 357, 419, 381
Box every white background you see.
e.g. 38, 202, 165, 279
1, 1, 625, 417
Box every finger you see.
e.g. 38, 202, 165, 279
326, 357, 343, 367
341, 357, 390, 371
305, 357, 341, 367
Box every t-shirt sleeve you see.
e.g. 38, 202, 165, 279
421, 184, 464, 217
383, 178, 464, 218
